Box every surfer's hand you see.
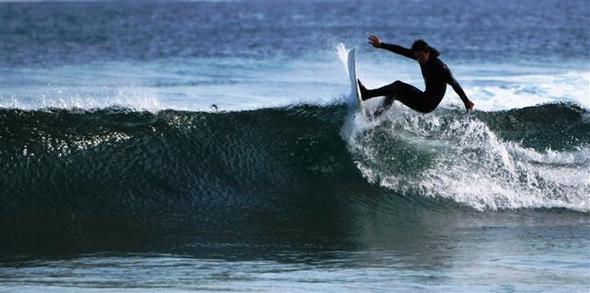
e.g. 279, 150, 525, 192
465, 100, 475, 112
368, 35, 382, 48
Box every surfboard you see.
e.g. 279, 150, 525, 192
347, 48, 366, 116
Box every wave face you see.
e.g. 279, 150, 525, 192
0, 103, 588, 252
1, 102, 588, 211
0, 105, 366, 250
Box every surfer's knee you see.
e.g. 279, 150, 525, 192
383, 80, 403, 92
388, 80, 403, 88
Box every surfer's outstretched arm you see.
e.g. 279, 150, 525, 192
445, 65, 474, 111
379, 43, 416, 60
368, 35, 416, 60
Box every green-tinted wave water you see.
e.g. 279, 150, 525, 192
0, 103, 588, 253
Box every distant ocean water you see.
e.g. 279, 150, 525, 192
1, 1, 589, 292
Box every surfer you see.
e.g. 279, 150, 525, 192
359, 35, 474, 115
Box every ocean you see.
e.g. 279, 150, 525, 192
1, 0, 589, 292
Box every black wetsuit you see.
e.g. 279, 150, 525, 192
361, 43, 469, 113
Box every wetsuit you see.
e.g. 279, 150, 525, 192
360, 43, 469, 113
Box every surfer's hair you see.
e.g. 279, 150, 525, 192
411, 39, 440, 57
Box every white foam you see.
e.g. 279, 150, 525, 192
458, 69, 590, 111
1, 85, 163, 112
343, 106, 590, 212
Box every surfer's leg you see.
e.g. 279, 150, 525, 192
370, 81, 432, 114
394, 84, 434, 113
360, 80, 434, 114
362, 80, 403, 100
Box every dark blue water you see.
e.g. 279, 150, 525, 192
1, 1, 589, 292
2, 0, 588, 65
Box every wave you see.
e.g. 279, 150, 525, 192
0, 102, 588, 219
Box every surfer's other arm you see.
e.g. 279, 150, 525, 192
446, 65, 474, 111
368, 35, 416, 60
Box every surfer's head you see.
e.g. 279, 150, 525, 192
412, 39, 439, 64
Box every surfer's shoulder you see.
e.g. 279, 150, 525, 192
432, 57, 450, 72
431, 57, 445, 66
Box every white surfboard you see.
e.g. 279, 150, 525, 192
347, 48, 366, 116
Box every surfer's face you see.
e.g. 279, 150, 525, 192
414, 50, 430, 65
